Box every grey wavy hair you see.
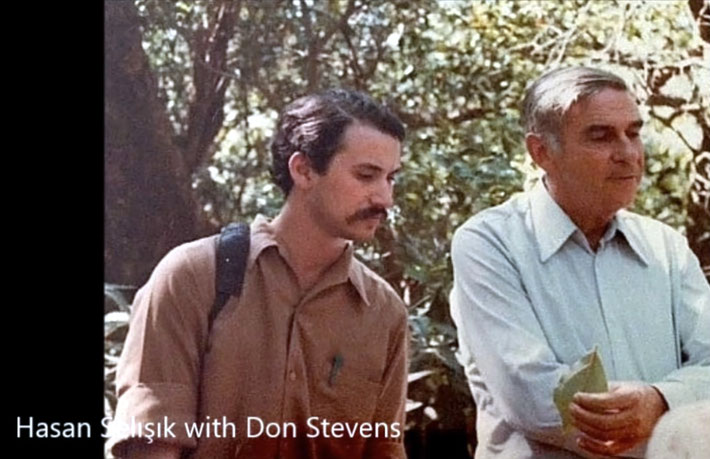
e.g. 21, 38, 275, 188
522, 67, 629, 152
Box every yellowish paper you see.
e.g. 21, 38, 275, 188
553, 346, 609, 434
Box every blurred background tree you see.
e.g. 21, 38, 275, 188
105, 1, 709, 457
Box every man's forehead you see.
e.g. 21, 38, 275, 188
335, 124, 402, 168
352, 159, 402, 172
567, 89, 641, 125
341, 122, 401, 145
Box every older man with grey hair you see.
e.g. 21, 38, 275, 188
450, 66, 710, 458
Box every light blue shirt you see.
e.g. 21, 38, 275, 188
450, 180, 710, 459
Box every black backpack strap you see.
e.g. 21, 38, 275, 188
209, 222, 250, 329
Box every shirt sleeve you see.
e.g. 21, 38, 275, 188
364, 299, 409, 458
108, 241, 215, 456
450, 220, 578, 449
652, 236, 710, 408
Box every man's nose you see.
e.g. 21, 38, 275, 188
371, 179, 394, 208
613, 135, 642, 162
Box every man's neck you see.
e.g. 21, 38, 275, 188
271, 201, 349, 291
574, 217, 610, 252
544, 180, 614, 252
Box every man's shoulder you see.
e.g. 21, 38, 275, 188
617, 210, 687, 244
453, 192, 528, 248
159, 234, 219, 271
618, 209, 676, 229
616, 210, 692, 268
146, 234, 219, 289
461, 192, 527, 228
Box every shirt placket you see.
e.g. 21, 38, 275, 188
272, 249, 349, 458
592, 239, 621, 378
277, 296, 306, 458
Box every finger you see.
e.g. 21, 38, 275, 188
577, 434, 638, 456
570, 401, 637, 432
571, 413, 634, 442
573, 389, 638, 412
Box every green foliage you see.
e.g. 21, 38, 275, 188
104, 284, 135, 421
109, 0, 709, 455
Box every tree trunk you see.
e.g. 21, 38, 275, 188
105, 1, 211, 286
687, 0, 710, 273
686, 124, 710, 273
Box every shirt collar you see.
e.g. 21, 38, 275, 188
340, 245, 374, 307
247, 214, 277, 265
248, 214, 372, 306
529, 179, 578, 263
529, 180, 650, 266
614, 211, 651, 266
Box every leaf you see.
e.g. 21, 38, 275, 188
408, 369, 435, 383
104, 284, 136, 313
406, 399, 424, 412
105, 311, 130, 324
553, 346, 608, 434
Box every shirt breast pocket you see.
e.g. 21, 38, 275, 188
310, 359, 382, 423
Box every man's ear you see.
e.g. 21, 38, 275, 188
525, 133, 552, 172
288, 152, 315, 190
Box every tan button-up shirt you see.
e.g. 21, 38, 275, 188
109, 216, 409, 458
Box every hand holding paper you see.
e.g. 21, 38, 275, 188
570, 381, 667, 456
553, 346, 609, 435
553, 347, 668, 456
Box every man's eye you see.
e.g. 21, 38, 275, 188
590, 132, 610, 141
357, 173, 375, 181
627, 130, 640, 139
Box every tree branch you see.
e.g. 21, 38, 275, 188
184, 0, 241, 171
298, 0, 320, 90
646, 94, 694, 109
339, 22, 365, 85
302, 0, 360, 90
688, 0, 710, 43
363, 28, 388, 81
648, 111, 698, 155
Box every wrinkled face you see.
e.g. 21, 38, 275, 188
307, 123, 402, 242
547, 89, 644, 218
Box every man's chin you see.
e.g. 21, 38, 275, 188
607, 193, 638, 214
348, 229, 378, 243
343, 223, 380, 242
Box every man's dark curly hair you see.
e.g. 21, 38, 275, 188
270, 88, 405, 195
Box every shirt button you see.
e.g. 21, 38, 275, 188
289, 371, 296, 381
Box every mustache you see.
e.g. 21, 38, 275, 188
346, 206, 388, 224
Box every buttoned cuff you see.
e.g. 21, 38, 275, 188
107, 382, 198, 456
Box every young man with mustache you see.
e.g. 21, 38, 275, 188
109, 89, 409, 458
450, 67, 709, 458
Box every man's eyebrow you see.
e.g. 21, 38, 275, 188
354, 163, 402, 174
584, 120, 643, 132
584, 124, 613, 134
354, 163, 383, 172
